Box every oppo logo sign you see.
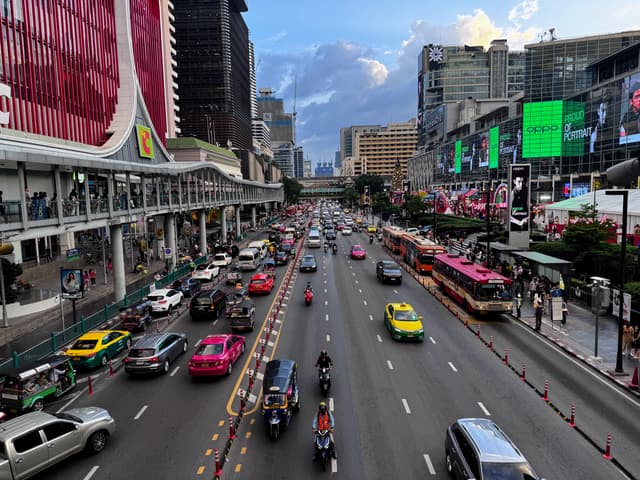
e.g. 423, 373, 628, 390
526, 125, 559, 134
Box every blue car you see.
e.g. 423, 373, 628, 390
173, 278, 202, 298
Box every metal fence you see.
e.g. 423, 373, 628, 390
2, 256, 208, 369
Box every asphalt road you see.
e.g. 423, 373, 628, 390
33, 228, 637, 480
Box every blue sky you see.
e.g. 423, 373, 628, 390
245, 0, 639, 168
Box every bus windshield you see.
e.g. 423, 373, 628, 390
475, 283, 512, 301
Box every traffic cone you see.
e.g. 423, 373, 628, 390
628, 366, 639, 391
87, 376, 94, 395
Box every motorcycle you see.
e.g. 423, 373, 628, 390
369, 235, 374, 244
332, 244, 338, 255
318, 367, 331, 396
305, 289, 314, 306
323, 244, 329, 253
313, 429, 332, 470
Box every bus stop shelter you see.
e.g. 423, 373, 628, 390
512, 251, 573, 291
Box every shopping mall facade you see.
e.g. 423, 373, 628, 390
408, 32, 640, 208
0, 0, 282, 301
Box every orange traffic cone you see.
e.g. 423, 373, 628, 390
628, 366, 639, 391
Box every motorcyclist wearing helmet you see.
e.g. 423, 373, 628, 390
305, 282, 313, 293
312, 401, 337, 459
315, 349, 333, 370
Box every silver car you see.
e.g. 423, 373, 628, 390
0, 407, 116, 479
124, 332, 189, 375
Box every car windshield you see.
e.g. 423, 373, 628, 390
147, 295, 164, 302
128, 348, 156, 358
70, 339, 98, 350
195, 343, 224, 356
215, 254, 226, 261
193, 294, 212, 305
394, 310, 419, 321
383, 262, 400, 270
51, 411, 82, 423
196, 264, 208, 271
481, 462, 538, 479
303, 256, 314, 262
263, 393, 286, 406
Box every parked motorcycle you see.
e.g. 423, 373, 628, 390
305, 289, 314, 306
318, 367, 331, 396
313, 429, 332, 471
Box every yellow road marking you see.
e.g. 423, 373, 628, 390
241, 447, 247, 455
235, 464, 242, 473
245, 431, 252, 439
197, 466, 205, 475
226, 259, 296, 416
249, 418, 255, 425
205, 449, 212, 456
212, 433, 219, 441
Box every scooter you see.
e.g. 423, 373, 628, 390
318, 367, 331, 396
313, 429, 332, 471
305, 289, 314, 306
323, 244, 329, 253
369, 235, 374, 244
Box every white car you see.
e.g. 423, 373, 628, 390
342, 226, 353, 235
147, 288, 184, 314
406, 227, 419, 235
192, 263, 220, 281
212, 252, 232, 268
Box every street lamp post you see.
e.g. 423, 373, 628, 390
605, 189, 628, 374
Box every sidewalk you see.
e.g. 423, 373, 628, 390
0, 222, 277, 362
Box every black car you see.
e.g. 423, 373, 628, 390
324, 229, 336, 240
275, 250, 289, 265
190, 289, 227, 320
124, 332, 189, 375
376, 260, 403, 284
299, 255, 318, 272
118, 300, 153, 331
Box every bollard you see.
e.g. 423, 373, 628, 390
602, 433, 613, 460
464, 316, 469, 327
229, 416, 236, 441
521, 364, 526, 381
504, 349, 509, 365
542, 379, 548, 401
489, 336, 493, 351
476, 324, 481, 338
156, 320, 160, 333
87, 376, 94, 395
109, 360, 114, 377
214, 448, 222, 477
568, 405, 576, 427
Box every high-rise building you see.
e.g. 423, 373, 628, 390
303, 160, 313, 177
339, 125, 381, 167
525, 31, 640, 103
174, 0, 253, 153
334, 151, 342, 169
160, 0, 180, 138
353, 121, 418, 177
294, 147, 305, 178
257, 88, 295, 175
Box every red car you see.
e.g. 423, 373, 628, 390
350, 244, 367, 259
248, 273, 275, 295
188, 334, 245, 377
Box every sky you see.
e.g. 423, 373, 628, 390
245, 0, 639, 169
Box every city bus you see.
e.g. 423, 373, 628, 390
432, 253, 513, 315
401, 234, 447, 274
382, 226, 405, 254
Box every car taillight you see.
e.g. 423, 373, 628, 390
149, 357, 160, 363
188, 360, 194, 367
214, 360, 223, 366
124, 357, 130, 363
86, 353, 96, 358
159, 300, 167, 304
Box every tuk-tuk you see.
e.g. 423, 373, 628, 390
118, 300, 153, 331
225, 288, 250, 315
0, 356, 76, 415
262, 259, 276, 279
261, 359, 300, 440
227, 297, 256, 331
226, 266, 242, 286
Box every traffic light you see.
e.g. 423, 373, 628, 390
0, 243, 13, 255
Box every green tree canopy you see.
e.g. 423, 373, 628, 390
282, 176, 302, 204
354, 174, 385, 195
3, 258, 22, 304
372, 191, 391, 214
342, 187, 359, 207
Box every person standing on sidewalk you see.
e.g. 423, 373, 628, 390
89, 269, 96, 287
633, 325, 640, 359
82, 270, 90, 291
623, 322, 634, 357
533, 292, 543, 331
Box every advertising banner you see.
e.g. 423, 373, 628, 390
509, 164, 531, 233
611, 289, 631, 322
489, 126, 499, 169
454, 140, 462, 173
523, 101, 563, 158
60, 268, 83, 299
619, 71, 640, 145
136, 124, 155, 159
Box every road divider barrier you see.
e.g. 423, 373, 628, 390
603, 433, 613, 460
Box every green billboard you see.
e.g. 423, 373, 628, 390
489, 126, 499, 169
454, 140, 462, 173
522, 101, 563, 158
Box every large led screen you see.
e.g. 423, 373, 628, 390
619, 72, 640, 145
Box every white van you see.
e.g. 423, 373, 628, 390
248, 241, 268, 259
238, 248, 261, 270
307, 231, 321, 248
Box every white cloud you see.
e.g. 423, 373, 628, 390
508, 0, 539, 23
456, 10, 503, 47
357, 58, 388, 87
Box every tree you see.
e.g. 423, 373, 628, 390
342, 187, 359, 207
561, 203, 612, 252
354, 174, 385, 195
372, 192, 391, 214
282, 176, 302, 204
404, 194, 425, 223
2, 258, 22, 304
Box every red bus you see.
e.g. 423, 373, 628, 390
382, 226, 405, 255
432, 253, 513, 314
401, 234, 447, 274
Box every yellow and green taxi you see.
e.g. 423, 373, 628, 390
367, 225, 377, 233
384, 303, 424, 341
65, 330, 133, 369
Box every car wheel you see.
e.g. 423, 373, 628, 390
163, 359, 170, 374
100, 354, 108, 367
226, 361, 233, 376
182, 340, 189, 353
141, 321, 147, 332
86, 430, 109, 454
445, 451, 453, 475
168, 305, 173, 315
32, 398, 45, 412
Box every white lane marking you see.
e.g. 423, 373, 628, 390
429, 336, 436, 344
324, 288, 328, 293
324, 272, 327, 276
377, 334, 382, 343
394, 289, 398, 294
324, 280, 327, 284
170, 366, 180, 376
448, 362, 458, 372
324, 300, 328, 306
331, 458, 338, 473
325, 314, 329, 321
363, 300, 367, 306
477, 402, 491, 416
134, 405, 148, 420
387, 360, 394, 370
326, 334, 331, 343
369, 314, 373, 321
402, 398, 411, 414
358, 288, 362, 293
56, 392, 82, 413
423, 454, 436, 475
355, 280, 359, 284
352, 272, 356, 276
329, 397, 335, 412
212, 319, 218, 326
82, 466, 100, 480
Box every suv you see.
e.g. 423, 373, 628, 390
124, 332, 189, 375
0, 408, 115, 479
445, 418, 542, 480
147, 289, 183, 315
190, 289, 226, 320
